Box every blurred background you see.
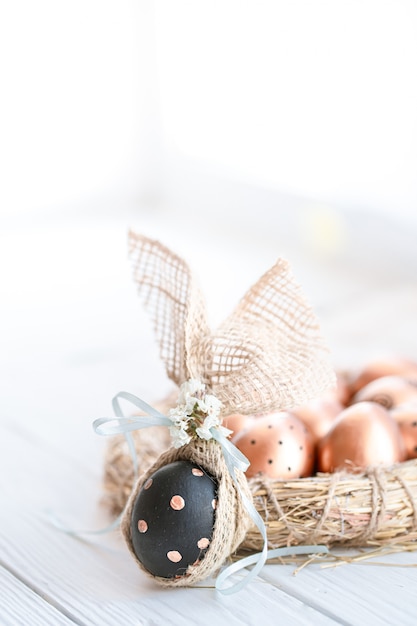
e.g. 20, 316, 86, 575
1, 0, 417, 435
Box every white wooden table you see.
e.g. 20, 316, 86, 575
1, 208, 417, 625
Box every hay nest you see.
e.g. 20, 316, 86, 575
244, 461, 417, 551
103, 426, 417, 553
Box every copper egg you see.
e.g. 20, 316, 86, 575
391, 404, 417, 459
317, 401, 406, 473
233, 412, 314, 479
334, 371, 352, 406
348, 356, 417, 399
292, 395, 343, 443
352, 375, 417, 410
223, 414, 254, 440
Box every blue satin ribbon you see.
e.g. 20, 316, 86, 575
94, 391, 173, 475
48, 392, 172, 537
93, 391, 328, 594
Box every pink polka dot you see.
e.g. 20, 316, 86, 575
138, 519, 148, 533
197, 537, 210, 549
170, 495, 185, 510
192, 468, 204, 476
144, 478, 153, 490
167, 550, 182, 563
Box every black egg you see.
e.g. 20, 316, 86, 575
130, 460, 217, 578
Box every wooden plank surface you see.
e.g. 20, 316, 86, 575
261, 554, 417, 626
0, 424, 338, 626
0, 566, 76, 626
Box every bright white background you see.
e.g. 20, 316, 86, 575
1, 0, 416, 222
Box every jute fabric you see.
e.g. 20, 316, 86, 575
128, 232, 335, 416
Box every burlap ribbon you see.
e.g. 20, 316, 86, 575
128, 231, 335, 414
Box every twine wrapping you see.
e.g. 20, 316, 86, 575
120, 438, 252, 587
244, 462, 417, 551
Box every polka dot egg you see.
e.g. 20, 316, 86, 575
130, 461, 217, 579
233, 412, 314, 479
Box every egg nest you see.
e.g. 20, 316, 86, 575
103, 435, 417, 556
242, 459, 417, 552
102, 369, 417, 554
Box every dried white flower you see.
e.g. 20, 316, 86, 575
195, 414, 219, 440
168, 406, 190, 425
167, 379, 227, 447
177, 379, 205, 405
204, 393, 222, 415
169, 424, 192, 448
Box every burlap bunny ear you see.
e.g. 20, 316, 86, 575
128, 232, 335, 415
198, 258, 336, 414
128, 231, 209, 386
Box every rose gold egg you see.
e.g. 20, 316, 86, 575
391, 404, 417, 459
234, 412, 314, 479
223, 414, 254, 440
348, 356, 417, 399
292, 396, 343, 443
317, 401, 406, 473
334, 371, 353, 406
352, 375, 417, 410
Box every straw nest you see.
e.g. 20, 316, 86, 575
103, 429, 417, 555
244, 461, 417, 551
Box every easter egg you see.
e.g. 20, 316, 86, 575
234, 412, 314, 479
292, 395, 343, 443
352, 376, 417, 410
334, 371, 352, 406
130, 461, 217, 578
317, 401, 406, 473
391, 404, 417, 459
223, 413, 254, 440
348, 356, 417, 398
